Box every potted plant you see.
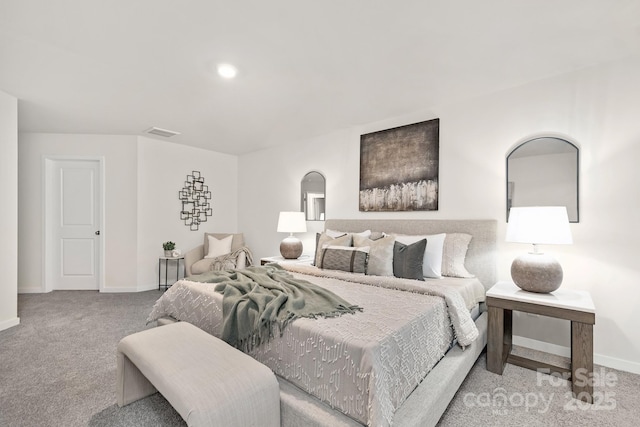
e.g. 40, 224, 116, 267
163, 241, 176, 257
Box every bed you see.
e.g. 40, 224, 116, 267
148, 219, 497, 427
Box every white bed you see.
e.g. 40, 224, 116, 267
149, 219, 497, 426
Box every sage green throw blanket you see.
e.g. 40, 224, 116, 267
189, 264, 362, 350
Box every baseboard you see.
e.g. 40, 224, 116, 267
100, 283, 159, 293
100, 288, 138, 293
0, 317, 20, 332
513, 335, 640, 375
137, 283, 161, 292
20, 284, 161, 293
18, 286, 46, 294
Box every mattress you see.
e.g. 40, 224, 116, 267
148, 267, 485, 426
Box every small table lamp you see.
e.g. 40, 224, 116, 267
277, 211, 307, 259
506, 206, 573, 293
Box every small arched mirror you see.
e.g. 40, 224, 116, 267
507, 137, 579, 222
301, 171, 326, 221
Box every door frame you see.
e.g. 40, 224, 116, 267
43, 155, 106, 293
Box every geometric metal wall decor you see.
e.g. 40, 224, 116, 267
359, 118, 439, 212
178, 171, 212, 231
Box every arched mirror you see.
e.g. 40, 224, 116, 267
301, 171, 326, 221
507, 137, 579, 222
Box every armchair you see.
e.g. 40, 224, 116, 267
184, 232, 252, 277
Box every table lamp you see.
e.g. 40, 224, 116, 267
506, 206, 573, 293
277, 211, 307, 259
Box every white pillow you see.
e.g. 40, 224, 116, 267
204, 234, 233, 259
394, 233, 446, 278
442, 233, 475, 278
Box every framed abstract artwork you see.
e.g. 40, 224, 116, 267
359, 118, 439, 211
178, 171, 212, 231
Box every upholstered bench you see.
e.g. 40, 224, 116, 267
116, 321, 280, 426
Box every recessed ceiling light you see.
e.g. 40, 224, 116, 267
217, 63, 237, 79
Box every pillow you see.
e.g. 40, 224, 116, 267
204, 234, 233, 259
204, 232, 244, 256
393, 239, 427, 281
441, 233, 475, 278
191, 258, 214, 275
318, 246, 369, 273
369, 231, 386, 241
394, 233, 446, 278
353, 234, 395, 277
325, 229, 372, 239
314, 233, 353, 266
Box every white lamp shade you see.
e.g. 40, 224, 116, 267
277, 211, 307, 233
506, 206, 573, 245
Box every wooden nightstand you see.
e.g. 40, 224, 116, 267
260, 255, 313, 266
486, 281, 595, 403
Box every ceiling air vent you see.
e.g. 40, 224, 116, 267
144, 127, 181, 138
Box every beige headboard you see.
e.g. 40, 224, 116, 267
324, 219, 497, 289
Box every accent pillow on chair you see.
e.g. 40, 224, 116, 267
204, 233, 245, 256
204, 235, 233, 259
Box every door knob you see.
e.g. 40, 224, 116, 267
95, 231, 100, 235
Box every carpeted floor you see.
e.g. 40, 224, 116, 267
1, 290, 638, 426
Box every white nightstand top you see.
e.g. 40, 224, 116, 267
261, 255, 313, 265
487, 281, 595, 313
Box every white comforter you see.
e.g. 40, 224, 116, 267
147, 266, 485, 426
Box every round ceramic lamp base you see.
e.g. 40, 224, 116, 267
280, 236, 303, 259
511, 252, 563, 293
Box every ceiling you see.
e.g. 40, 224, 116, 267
1, 1, 639, 155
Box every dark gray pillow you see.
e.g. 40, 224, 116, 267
393, 239, 427, 281
319, 247, 368, 274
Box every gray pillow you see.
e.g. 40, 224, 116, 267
393, 239, 426, 281
353, 234, 395, 276
319, 246, 368, 273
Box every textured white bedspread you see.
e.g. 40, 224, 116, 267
147, 269, 484, 426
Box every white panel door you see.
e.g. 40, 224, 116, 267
51, 160, 100, 290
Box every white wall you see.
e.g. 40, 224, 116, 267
18, 134, 139, 292
136, 136, 238, 289
239, 55, 640, 373
18, 134, 240, 293
0, 90, 19, 331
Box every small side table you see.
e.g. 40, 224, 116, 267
158, 256, 184, 291
486, 281, 595, 403
260, 255, 313, 266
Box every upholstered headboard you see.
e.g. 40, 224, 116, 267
324, 219, 497, 289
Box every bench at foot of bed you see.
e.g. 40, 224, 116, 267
116, 321, 280, 427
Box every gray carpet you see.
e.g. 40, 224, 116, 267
1, 291, 638, 426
